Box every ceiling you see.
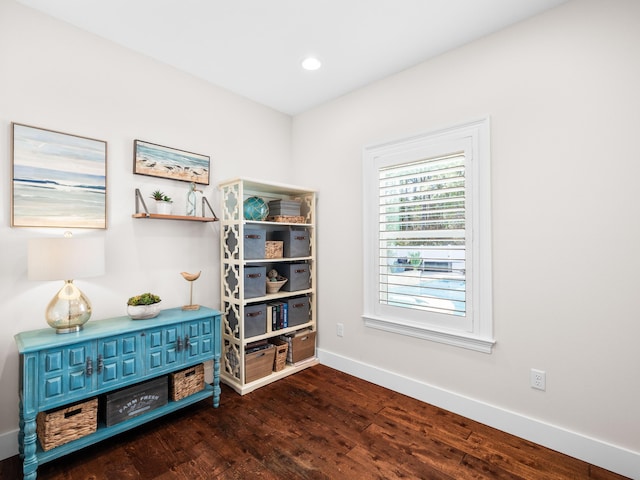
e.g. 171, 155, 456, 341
16, 0, 568, 115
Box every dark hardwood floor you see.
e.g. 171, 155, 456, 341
0, 364, 629, 479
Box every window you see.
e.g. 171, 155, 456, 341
362, 118, 494, 353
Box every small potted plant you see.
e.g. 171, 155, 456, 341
127, 292, 162, 319
150, 190, 173, 215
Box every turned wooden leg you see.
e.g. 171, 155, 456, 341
21, 414, 38, 480
213, 356, 221, 408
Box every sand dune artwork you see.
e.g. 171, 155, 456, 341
134, 140, 210, 185
12, 123, 107, 229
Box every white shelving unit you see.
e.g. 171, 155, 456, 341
218, 178, 318, 395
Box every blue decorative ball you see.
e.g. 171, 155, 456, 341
243, 196, 269, 221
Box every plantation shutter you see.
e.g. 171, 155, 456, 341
378, 152, 467, 317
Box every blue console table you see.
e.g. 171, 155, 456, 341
14, 306, 221, 480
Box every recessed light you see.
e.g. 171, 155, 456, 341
301, 57, 322, 71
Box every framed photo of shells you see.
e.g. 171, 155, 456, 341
11, 123, 107, 229
134, 139, 210, 185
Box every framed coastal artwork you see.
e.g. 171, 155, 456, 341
11, 123, 107, 229
133, 140, 210, 185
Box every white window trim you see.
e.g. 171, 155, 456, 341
362, 118, 495, 353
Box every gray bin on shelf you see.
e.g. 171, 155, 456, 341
286, 296, 310, 327
270, 229, 310, 258
276, 263, 311, 292
244, 266, 266, 298
243, 228, 266, 259
244, 303, 267, 338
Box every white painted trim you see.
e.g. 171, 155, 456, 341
0, 428, 18, 462
362, 117, 494, 351
363, 314, 495, 353
317, 348, 640, 480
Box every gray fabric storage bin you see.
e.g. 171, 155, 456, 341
287, 296, 310, 327
270, 229, 310, 258
243, 228, 266, 259
276, 263, 310, 292
244, 266, 266, 298
244, 303, 267, 338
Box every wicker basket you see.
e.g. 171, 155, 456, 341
266, 215, 306, 223
36, 398, 98, 451
270, 339, 289, 372
266, 276, 288, 294
265, 241, 283, 259
169, 363, 205, 401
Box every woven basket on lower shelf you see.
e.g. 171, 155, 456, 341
169, 363, 205, 401
270, 339, 289, 372
36, 397, 98, 451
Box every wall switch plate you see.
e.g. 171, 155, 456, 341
336, 323, 344, 337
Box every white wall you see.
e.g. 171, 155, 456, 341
292, 0, 640, 477
0, 0, 291, 459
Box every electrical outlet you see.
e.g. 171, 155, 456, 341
530, 369, 546, 391
336, 323, 344, 337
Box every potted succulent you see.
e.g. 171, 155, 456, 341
127, 292, 162, 319
150, 190, 173, 215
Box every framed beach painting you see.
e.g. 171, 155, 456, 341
11, 123, 107, 229
133, 140, 210, 185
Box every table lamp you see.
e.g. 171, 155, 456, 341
28, 236, 105, 333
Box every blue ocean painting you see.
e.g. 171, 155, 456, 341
12, 124, 106, 228
134, 140, 210, 185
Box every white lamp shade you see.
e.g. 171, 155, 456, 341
28, 237, 105, 281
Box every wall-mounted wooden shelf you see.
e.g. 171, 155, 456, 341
131, 213, 217, 222
133, 188, 218, 222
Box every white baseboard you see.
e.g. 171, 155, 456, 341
0, 428, 18, 462
317, 348, 640, 480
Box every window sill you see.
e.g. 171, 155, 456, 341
362, 314, 495, 354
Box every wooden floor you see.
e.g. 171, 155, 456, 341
0, 364, 629, 480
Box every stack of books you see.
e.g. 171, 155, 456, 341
267, 301, 288, 330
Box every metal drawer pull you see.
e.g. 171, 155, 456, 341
245, 234, 262, 239
185, 335, 190, 350
247, 273, 262, 278
97, 354, 103, 374
177, 337, 183, 352
85, 357, 93, 376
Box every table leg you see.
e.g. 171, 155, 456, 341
213, 355, 221, 407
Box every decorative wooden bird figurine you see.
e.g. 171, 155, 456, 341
181, 271, 201, 310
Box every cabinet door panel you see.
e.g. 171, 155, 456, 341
146, 326, 180, 374
184, 318, 214, 361
39, 342, 94, 406
98, 334, 143, 389
149, 350, 163, 369
44, 377, 62, 398
45, 350, 62, 372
